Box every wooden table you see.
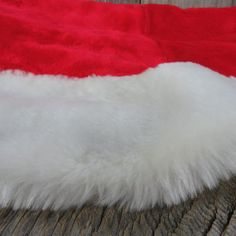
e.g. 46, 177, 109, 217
1, 1, 236, 235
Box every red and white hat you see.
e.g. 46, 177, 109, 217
0, 0, 236, 210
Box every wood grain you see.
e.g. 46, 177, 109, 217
141, 0, 233, 7
0, 178, 236, 236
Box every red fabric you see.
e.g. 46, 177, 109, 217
0, 0, 236, 78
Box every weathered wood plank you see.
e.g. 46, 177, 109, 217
141, 0, 233, 7
0, 178, 236, 235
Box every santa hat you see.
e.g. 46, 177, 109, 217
0, 0, 236, 210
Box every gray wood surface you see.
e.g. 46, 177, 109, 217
0, 178, 236, 236
1, 1, 236, 235
141, 0, 234, 7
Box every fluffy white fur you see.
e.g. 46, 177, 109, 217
0, 62, 236, 211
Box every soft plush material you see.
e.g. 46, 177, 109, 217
0, 0, 236, 210
1, 0, 236, 77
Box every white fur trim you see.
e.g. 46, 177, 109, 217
0, 62, 236, 210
